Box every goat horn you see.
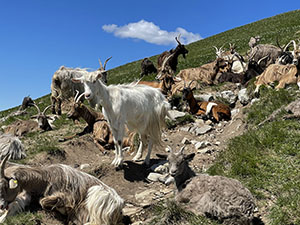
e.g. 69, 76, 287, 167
292, 40, 297, 52
98, 58, 104, 70
42, 105, 52, 115
74, 90, 80, 102
175, 34, 182, 45
283, 40, 294, 52
213, 46, 218, 53
0, 154, 10, 178
161, 54, 174, 71
183, 80, 186, 88
76, 92, 85, 103
103, 56, 112, 70
257, 54, 270, 65
33, 103, 41, 115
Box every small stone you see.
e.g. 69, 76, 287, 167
181, 137, 191, 144
79, 164, 90, 170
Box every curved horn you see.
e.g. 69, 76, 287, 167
213, 46, 219, 53
283, 40, 295, 52
42, 105, 52, 115
156, 54, 174, 80
103, 57, 112, 70
276, 35, 284, 51
257, 54, 270, 65
33, 103, 41, 115
292, 40, 297, 52
76, 92, 85, 103
98, 58, 103, 70
175, 34, 182, 45
162, 54, 173, 70
0, 154, 10, 178
74, 90, 79, 102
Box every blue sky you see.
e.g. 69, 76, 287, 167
0, 1, 299, 111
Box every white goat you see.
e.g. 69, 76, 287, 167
51, 57, 111, 114
0, 155, 124, 225
214, 45, 247, 73
72, 69, 171, 168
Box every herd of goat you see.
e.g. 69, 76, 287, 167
0, 34, 300, 224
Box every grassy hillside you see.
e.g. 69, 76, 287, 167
1, 10, 300, 225
108, 10, 300, 84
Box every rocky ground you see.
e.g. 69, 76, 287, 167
1, 84, 256, 224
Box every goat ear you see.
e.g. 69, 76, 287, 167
184, 153, 195, 162
9, 178, 18, 189
96, 73, 103, 80
31, 115, 38, 119
156, 154, 168, 159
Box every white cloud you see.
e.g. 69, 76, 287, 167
102, 20, 202, 46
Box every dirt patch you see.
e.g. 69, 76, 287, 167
18, 97, 249, 224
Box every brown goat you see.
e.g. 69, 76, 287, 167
181, 82, 231, 122
254, 57, 300, 96
157, 34, 188, 74
138, 74, 175, 96
61, 91, 135, 154
140, 57, 157, 77
170, 58, 230, 95
31, 104, 53, 131
139, 55, 176, 96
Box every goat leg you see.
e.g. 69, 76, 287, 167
93, 140, 108, 155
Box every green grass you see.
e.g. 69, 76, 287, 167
107, 10, 300, 84
208, 87, 300, 224
1, 9, 300, 225
3, 211, 43, 225
246, 85, 298, 126
147, 200, 218, 225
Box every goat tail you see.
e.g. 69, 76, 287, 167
148, 99, 171, 147
85, 185, 124, 225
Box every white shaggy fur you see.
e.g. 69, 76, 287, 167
0, 155, 124, 224
85, 185, 124, 225
73, 70, 171, 167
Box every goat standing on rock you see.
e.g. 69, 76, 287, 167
0, 154, 124, 224
72, 61, 171, 168
157, 147, 257, 225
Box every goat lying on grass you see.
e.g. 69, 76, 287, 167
254, 53, 300, 96
0, 154, 124, 225
31, 103, 54, 131
181, 81, 231, 122
60, 91, 135, 154
157, 147, 257, 225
